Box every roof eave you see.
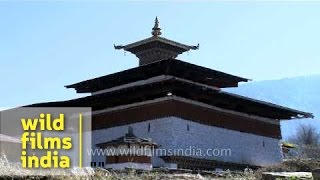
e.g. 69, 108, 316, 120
220, 91, 313, 120
116, 36, 198, 52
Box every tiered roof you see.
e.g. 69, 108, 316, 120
31, 74, 313, 120
26, 17, 313, 131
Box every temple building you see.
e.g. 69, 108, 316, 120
28, 17, 313, 170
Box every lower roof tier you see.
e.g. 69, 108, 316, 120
29, 77, 313, 120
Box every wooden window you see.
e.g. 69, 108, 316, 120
99, 161, 105, 167
91, 161, 96, 167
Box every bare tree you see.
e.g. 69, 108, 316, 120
288, 124, 320, 158
289, 124, 320, 145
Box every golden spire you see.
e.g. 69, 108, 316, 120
151, 16, 162, 37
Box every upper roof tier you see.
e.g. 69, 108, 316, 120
114, 17, 199, 66
65, 59, 249, 93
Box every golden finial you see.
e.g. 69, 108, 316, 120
151, 16, 161, 37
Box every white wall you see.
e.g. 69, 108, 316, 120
92, 117, 282, 168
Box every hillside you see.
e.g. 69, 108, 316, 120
225, 74, 320, 139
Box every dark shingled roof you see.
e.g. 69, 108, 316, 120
65, 59, 249, 93
29, 78, 313, 120
114, 36, 199, 54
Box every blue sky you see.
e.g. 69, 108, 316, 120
0, 2, 320, 108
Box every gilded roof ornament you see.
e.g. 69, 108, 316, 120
151, 17, 162, 37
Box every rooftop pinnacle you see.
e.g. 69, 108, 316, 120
151, 17, 161, 37
114, 17, 199, 66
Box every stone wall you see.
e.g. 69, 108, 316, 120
92, 117, 283, 168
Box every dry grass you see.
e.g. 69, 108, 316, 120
0, 153, 257, 180
6, 153, 318, 180
259, 158, 320, 172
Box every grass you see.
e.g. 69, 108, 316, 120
0, 153, 256, 179
1, 153, 318, 180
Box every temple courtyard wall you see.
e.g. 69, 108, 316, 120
91, 117, 283, 168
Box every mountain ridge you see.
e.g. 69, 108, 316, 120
225, 74, 320, 139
